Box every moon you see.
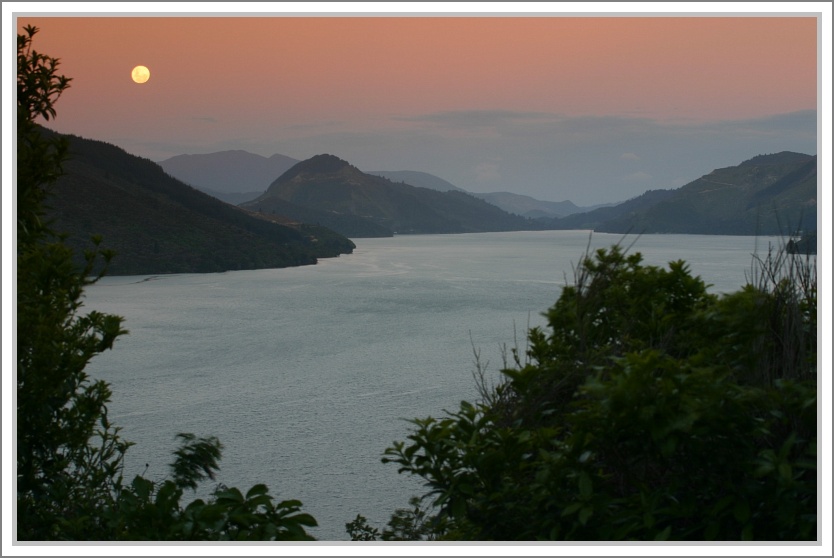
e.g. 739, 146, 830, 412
131, 65, 150, 84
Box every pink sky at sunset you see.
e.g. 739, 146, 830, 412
17, 16, 815, 128
4, 5, 827, 208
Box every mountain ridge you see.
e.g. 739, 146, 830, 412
42, 130, 354, 275
50, 137, 817, 272
546, 151, 816, 235
367, 170, 467, 193
158, 150, 299, 194
160, 149, 597, 217
243, 154, 548, 237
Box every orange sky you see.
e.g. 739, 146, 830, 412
20, 16, 816, 125
9, 12, 822, 205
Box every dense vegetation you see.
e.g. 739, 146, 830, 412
17, 25, 317, 541
355, 241, 817, 541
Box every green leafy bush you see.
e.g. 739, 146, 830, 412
16, 25, 317, 541
381, 244, 817, 541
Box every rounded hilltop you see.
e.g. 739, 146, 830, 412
287, 153, 355, 175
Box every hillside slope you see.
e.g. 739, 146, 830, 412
475, 191, 587, 218
43, 131, 355, 275
545, 189, 677, 231
160, 149, 602, 218
541, 151, 817, 235
243, 154, 546, 237
367, 170, 466, 193
595, 152, 817, 235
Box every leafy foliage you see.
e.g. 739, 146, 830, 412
17, 23, 129, 540
381, 243, 817, 541
16, 25, 71, 232
106, 435, 317, 541
17, 25, 317, 541
346, 497, 450, 541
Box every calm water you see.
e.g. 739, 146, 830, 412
82, 230, 780, 540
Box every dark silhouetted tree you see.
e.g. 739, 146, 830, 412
17, 25, 317, 541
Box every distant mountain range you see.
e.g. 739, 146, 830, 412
474, 192, 611, 219
159, 149, 816, 235
42, 129, 816, 276
243, 150, 815, 238
367, 170, 467, 193
367, 171, 607, 218
159, 150, 299, 192
158, 150, 300, 204
160, 151, 598, 217
544, 151, 817, 235
43, 131, 354, 275
241, 154, 547, 237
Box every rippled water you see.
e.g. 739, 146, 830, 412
82, 230, 780, 540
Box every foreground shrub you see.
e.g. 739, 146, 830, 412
377, 244, 816, 541
17, 25, 317, 541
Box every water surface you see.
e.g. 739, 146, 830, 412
83, 231, 779, 540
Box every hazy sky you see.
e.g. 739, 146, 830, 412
11, 8, 822, 206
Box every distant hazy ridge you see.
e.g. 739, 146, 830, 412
162, 148, 816, 237
46, 128, 817, 274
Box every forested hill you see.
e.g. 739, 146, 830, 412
42, 129, 355, 275
242, 154, 547, 237
546, 151, 817, 235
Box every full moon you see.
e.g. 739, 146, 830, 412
131, 65, 150, 84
